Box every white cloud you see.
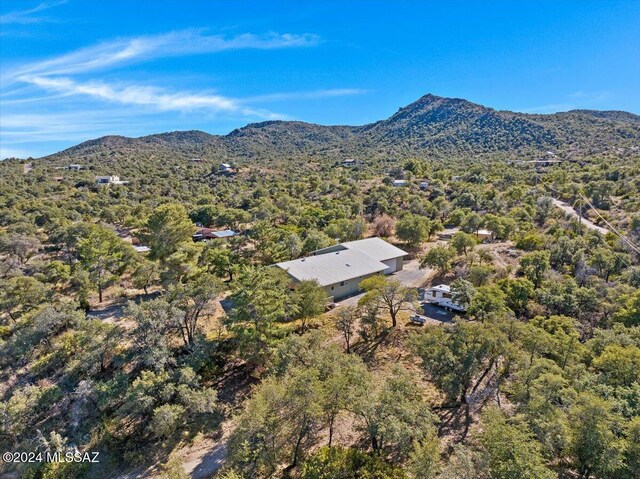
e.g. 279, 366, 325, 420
0, 0, 67, 25
13, 30, 320, 77
242, 88, 368, 103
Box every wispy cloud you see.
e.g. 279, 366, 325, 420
0, 0, 66, 25
13, 30, 320, 77
0, 29, 367, 158
17, 75, 285, 119
243, 88, 368, 103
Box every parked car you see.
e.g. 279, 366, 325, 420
409, 314, 427, 326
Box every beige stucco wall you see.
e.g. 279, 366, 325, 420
325, 273, 378, 300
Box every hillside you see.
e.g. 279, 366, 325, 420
38, 94, 640, 164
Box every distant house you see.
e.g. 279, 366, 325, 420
67, 164, 84, 171
190, 158, 205, 163
475, 229, 494, 241
392, 179, 409, 187
419, 181, 429, 190
193, 227, 238, 242
96, 175, 128, 185
276, 237, 408, 300
423, 284, 466, 311
133, 245, 150, 253
218, 163, 236, 175
341, 158, 357, 167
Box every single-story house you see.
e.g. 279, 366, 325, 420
133, 245, 150, 253
419, 181, 429, 190
67, 164, 84, 171
423, 284, 466, 311
476, 229, 494, 241
276, 237, 408, 300
341, 158, 357, 167
193, 227, 238, 242
218, 163, 236, 175
392, 179, 409, 187
96, 175, 128, 185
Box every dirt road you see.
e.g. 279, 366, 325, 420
551, 198, 609, 235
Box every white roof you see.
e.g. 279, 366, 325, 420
339, 237, 408, 262
477, 229, 493, 235
277, 249, 388, 286
428, 284, 451, 292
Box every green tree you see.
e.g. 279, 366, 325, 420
395, 214, 430, 246
227, 266, 292, 364
292, 280, 329, 332
499, 277, 534, 317
450, 278, 475, 308
614, 290, 640, 326
0, 276, 48, 321
76, 224, 132, 303
568, 393, 625, 478
477, 407, 554, 479
410, 322, 505, 404
420, 245, 456, 276
168, 273, 224, 349
518, 250, 551, 288
451, 231, 477, 255
467, 285, 509, 321
354, 367, 436, 459
359, 276, 417, 328
146, 203, 194, 261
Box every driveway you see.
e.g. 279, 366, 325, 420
335, 259, 431, 308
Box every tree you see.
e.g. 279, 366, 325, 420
568, 393, 625, 478
467, 285, 509, 321
128, 298, 182, 370
132, 257, 159, 294
227, 266, 292, 364
592, 344, 640, 388
292, 280, 328, 332
407, 432, 440, 479
477, 407, 554, 479
0, 233, 41, 265
228, 368, 323, 475
76, 224, 132, 303
451, 231, 477, 255
613, 290, 640, 326
168, 273, 224, 349
146, 203, 194, 261
410, 322, 505, 404
372, 215, 396, 238
499, 277, 534, 317
359, 276, 417, 327
420, 245, 456, 276
0, 276, 48, 321
335, 306, 358, 353
450, 278, 475, 308
354, 367, 436, 459
395, 214, 430, 246
301, 446, 406, 479
518, 250, 550, 288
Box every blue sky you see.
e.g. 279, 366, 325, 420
1, 0, 639, 158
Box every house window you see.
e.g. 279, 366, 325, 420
340, 281, 346, 286
331, 286, 335, 291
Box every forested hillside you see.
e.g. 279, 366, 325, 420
1, 95, 640, 479
25, 94, 640, 166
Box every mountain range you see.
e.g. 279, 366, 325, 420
40, 94, 640, 163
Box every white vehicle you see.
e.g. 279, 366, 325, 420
423, 284, 466, 312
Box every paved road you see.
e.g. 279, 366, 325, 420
551, 198, 609, 235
